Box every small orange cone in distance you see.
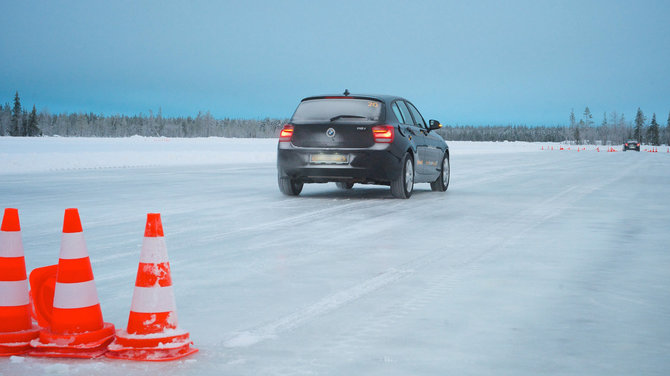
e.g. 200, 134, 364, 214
0, 209, 41, 356
30, 208, 115, 358
106, 213, 197, 361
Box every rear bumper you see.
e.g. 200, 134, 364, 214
277, 143, 403, 184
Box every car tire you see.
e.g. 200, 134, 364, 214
278, 173, 303, 196
391, 153, 414, 199
430, 153, 450, 192
335, 182, 354, 190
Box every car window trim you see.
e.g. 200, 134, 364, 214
395, 100, 414, 126
391, 101, 406, 124
405, 101, 427, 129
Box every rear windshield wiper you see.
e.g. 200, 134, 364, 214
330, 114, 366, 122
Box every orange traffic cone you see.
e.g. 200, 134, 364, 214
29, 208, 115, 358
0, 209, 41, 356
106, 213, 197, 361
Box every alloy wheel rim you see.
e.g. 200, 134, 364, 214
405, 159, 414, 193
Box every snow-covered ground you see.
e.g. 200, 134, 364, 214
1, 137, 669, 375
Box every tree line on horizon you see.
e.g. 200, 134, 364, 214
2, 92, 669, 145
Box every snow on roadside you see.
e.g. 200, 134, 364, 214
1, 136, 552, 175
0, 136, 277, 174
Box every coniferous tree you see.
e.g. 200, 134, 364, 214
647, 113, 659, 146
21, 109, 29, 136
583, 107, 594, 127
11, 91, 21, 136
27, 105, 41, 136
575, 122, 582, 144
634, 108, 645, 142
666, 111, 670, 146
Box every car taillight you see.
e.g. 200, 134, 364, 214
372, 125, 394, 143
637, 143, 640, 146
625, 143, 628, 146
279, 124, 294, 142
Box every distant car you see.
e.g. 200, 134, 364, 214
277, 92, 450, 198
623, 140, 640, 152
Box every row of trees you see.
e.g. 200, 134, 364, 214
0, 92, 286, 138
0, 92, 42, 136
2, 92, 669, 144
569, 107, 670, 146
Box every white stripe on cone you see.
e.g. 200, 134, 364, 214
53, 280, 100, 309
0, 231, 24, 257
130, 286, 177, 313
0, 280, 30, 306
139, 237, 170, 263
58, 232, 89, 260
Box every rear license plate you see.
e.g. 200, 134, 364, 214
310, 153, 348, 164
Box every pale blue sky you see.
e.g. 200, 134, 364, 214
1, 0, 669, 125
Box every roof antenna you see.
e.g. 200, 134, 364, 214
343, 89, 350, 96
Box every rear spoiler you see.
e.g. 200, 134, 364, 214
301, 95, 384, 103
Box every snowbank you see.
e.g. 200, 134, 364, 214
1, 136, 553, 175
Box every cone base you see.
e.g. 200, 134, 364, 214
29, 343, 111, 359
0, 344, 31, 356
106, 343, 198, 361
106, 329, 197, 361
0, 326, 41, 357
30, 322, 115, 359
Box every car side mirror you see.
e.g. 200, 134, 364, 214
428, 119, 442, 131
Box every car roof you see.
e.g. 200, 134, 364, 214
301, 93, 406, 104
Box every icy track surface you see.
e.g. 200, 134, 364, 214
1, 137, 669, 375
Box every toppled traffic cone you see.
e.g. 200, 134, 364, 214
0, 209, 41, 356
30, 208, 115, 358
106, 213, 197, 361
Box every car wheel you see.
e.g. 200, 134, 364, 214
391, 153, 414, 199
278, 172, 303, 196
335, 182, 354, 190
430, 153, 450, 192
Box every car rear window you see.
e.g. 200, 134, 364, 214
291, 98, 382, 123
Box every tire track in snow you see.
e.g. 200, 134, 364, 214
222, 267, 414, 348
243, 157, 641, 373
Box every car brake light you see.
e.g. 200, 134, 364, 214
372, 125, 394, 143
279, 124, 294, 142
625, 143, 628, 146
637, 143, 640, 146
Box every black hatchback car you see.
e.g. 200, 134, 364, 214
623, 140, 640, 151
277, 92, 450, 198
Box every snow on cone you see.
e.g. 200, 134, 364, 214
29, 208, 115, 358
106, 213, 197, 361
0, 209, 41, 356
